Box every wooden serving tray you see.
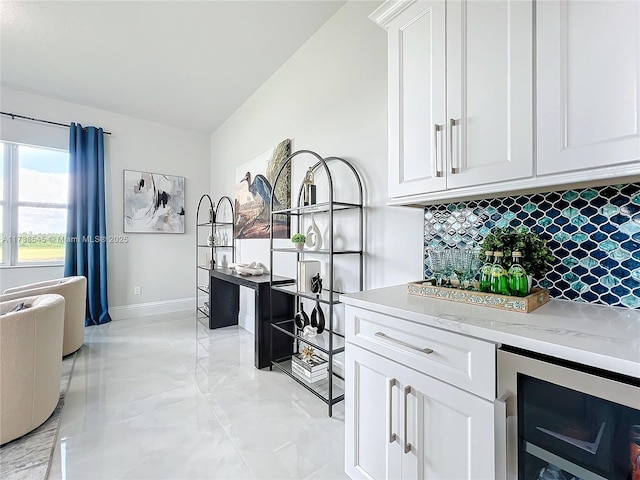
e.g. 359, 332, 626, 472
407, 281, 550, 313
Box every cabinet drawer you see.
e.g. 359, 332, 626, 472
345, 306, 495, 400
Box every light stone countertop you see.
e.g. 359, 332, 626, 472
340, 285, 640, 379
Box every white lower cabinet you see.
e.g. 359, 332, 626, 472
345, 343, 495, 480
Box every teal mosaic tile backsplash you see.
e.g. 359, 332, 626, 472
423, 184, 640, 308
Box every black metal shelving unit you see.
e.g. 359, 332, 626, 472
195, 195, 235, 327
268, 150, 364, 417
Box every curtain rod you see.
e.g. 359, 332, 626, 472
0, 111, 112, 135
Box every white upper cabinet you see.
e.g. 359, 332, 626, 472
446, 0, 533, 189
371, 0, 533, 202
382, 0, 447, 198
373, 0, 639, 207
537, 0, 640, 177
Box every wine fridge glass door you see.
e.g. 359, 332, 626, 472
497, 349, 640, 480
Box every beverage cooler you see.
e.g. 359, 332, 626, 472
497, 346, 640, 480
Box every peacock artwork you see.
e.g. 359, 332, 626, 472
234, 139, 291, 239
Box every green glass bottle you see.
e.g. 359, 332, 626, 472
490, 251, 510, 295
479, 251, 494, 292
508, 251, 529, 297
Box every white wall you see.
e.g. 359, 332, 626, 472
209, 1, 424, 296
0, 86, 210, 315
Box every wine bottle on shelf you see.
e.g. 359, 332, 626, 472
537, 464, 567, 480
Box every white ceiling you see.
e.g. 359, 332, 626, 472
0, 1, 346, 133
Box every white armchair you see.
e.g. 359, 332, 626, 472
0, 294, 65, 445
2, 276, 87, 356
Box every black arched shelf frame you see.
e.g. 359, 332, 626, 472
267, 149, 364, 417
195, 194, 236, 323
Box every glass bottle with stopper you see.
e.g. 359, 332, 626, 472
490, 251, 510, 295
507, 251, 528, 297
479, 250, 494, 292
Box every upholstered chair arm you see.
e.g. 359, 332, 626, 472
3, 277, 74, 295
1, 276, 87, 356
2, 283, 66, 303
0, 296, 35, 313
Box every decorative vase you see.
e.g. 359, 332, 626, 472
527, 274, 534, 294
295, 242, 304, 251
305, 214, 322, 251
310, 299, 325, 334
302, 325, 318, 338
311, 273, 323, 294
294, 303, 309, 330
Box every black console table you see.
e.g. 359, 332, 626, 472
209, 268, 294, 369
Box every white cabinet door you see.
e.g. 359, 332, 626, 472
346, 344, 495, 480
383, 0, 447, 198
537, 0, 640, 176
402, 357, 496, 480
446, 0, 534, 189
345, 344, 402, 480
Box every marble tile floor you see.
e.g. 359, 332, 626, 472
48, 311, 349, 480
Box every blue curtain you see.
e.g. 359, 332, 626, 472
64, 123, 112, 326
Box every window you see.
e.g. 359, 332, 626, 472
1, 142, 69, 266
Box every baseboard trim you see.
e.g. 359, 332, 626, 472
110, 297, 194, 321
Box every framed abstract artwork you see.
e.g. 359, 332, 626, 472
123, 170, 185, 233
234, 139, 291, 239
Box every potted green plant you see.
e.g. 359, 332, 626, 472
291, 233, 306, 251
480, 227, 554, 284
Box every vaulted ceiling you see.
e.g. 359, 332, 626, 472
0, 1, 346, 133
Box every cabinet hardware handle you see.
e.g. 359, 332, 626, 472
449, 118, 460, 174
403, 385, 412, 454
388, 378, 397, 443
375, 332, 434, 354
434, 124, 443, 177
494, 393, 510, 480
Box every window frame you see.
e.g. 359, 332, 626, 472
1, 141, 69, 267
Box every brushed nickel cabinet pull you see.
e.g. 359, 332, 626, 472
403, 385, 412, 454
434, 123, 443, 177
388, 378, 397, 443
375, 332, 434, 354
449, 118, 460, 174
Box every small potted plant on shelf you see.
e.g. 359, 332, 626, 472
480, 227, 554, 291
291, 233, 306, 251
